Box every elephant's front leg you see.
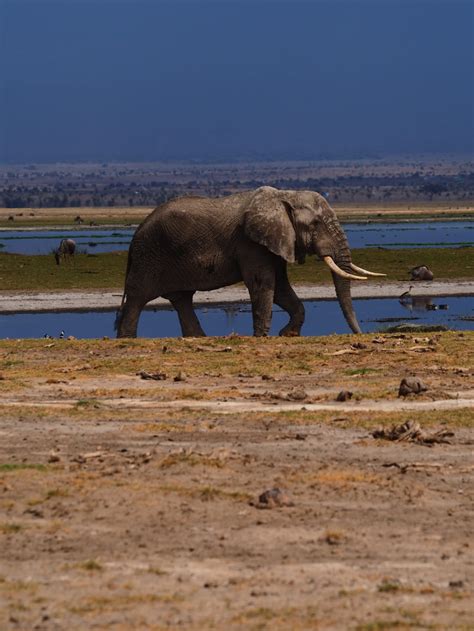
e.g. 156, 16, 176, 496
238, 246, 276, 336
165, 291, 206, 337
274, 263, 305, 336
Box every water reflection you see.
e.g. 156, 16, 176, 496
0, 297, 472, 339
399, 292, 450, 313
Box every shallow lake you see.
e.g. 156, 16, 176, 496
0, 229, 134, 255
0, 221, 472, 254
1, 296, 472, 339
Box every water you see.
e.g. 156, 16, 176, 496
1, 296, 472, 339
0, 229, 134, 255
0, 221, 472, 254
344, 221, 474, 249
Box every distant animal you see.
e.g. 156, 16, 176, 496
116, 186, 386, 338
54, 239, 76, 265
410, 265, 434, 281
399, 288, 435, 312
74, 215, 84, 225
399, 286, 414, 302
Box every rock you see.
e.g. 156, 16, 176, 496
371, 337, 386, 344
336, 390, 353, 402
449, 580, 464, 589
137, 370, 167, 381
398, 377, 428, 397
174, 371, 187, 382
372, 420, 453, 444
286, 387, 307, 401
256, 488, 294, 508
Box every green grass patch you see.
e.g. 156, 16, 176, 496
345, 367, 381, 376
79, 559, 103, 572
0, 250, 127, 290
289, 247, 473, 284
0, 523, 24, 534
0, 246, 472, 291
0, 463, 48, 472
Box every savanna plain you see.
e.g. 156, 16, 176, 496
0, 159, 473, 631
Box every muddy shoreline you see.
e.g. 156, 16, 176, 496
0, 280, 472, 314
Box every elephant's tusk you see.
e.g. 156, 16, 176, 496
323, 256, 367, 280
350, 263, 386, 277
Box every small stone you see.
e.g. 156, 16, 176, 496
257, 488, 294, 508
372, 337, 386, 344
398, 377, 428, 397
137, 370, 167, 381
449, 580, 464, 589
286, 387, 307, 401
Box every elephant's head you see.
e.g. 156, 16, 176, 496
244, 186, 385, 333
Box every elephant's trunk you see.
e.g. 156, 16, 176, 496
331, 271, 362, 334
320, 220, 362, 334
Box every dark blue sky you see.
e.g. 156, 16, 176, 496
1, 0, 473, 163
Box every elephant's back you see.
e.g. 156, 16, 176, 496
133, 196, 241, 250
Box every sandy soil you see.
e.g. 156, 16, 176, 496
1, 280, 473, 314
0, 332, 472, 630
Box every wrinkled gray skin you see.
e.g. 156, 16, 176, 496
116, 186, 362, 337
410, 265, 434, 281
54, 238, 76, 265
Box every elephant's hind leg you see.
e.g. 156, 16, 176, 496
274, 268, 305, 337
165, 291, 206, 337
117, 295, 148, 338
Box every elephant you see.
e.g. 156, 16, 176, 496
115, 186, 385, 338
410, 265, 434, 281
54, 238, 76, 265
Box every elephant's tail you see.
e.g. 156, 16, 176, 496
114, 248, 133, 331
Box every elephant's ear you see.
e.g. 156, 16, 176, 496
243, 187, 296, 263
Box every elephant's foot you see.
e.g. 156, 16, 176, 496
278, 326, 300, 337
278, 319, 302, 336
183, 330, 206, 338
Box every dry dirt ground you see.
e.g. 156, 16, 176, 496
0, 333, 473, 630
